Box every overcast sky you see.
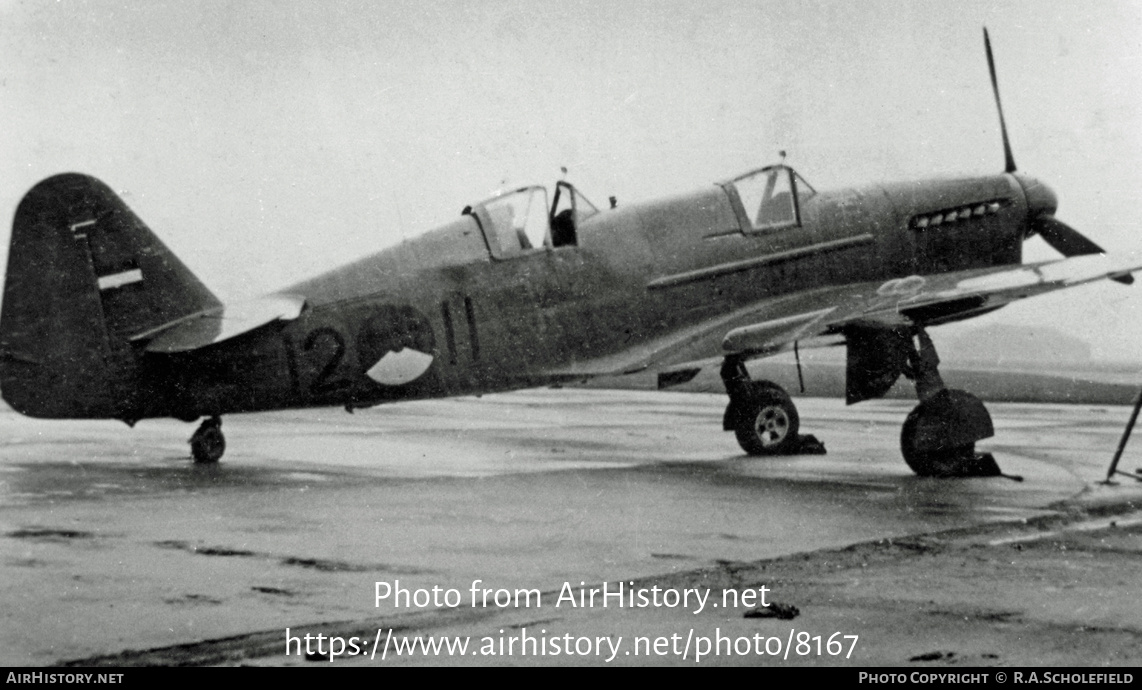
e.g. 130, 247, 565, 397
3, 0, 1142, 360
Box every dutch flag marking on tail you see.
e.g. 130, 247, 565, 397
97, 268, 144, 291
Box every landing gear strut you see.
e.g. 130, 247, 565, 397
189, 416, 225, 463
721, 357, 822, 456
899, 330, 1005, 478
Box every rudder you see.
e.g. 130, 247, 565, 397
0, 173, 221, 419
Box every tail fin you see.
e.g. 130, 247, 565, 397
0, 173, 221, 419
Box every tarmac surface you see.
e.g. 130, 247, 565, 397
1, 389, 1140, 666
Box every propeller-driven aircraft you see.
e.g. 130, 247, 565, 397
2, 30, 1138, 476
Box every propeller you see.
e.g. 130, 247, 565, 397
984, 28, 1017, 174
984, 28, 1133, 284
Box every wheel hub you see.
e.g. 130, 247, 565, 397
754, 406, 790, 446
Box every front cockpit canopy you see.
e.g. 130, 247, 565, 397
469, 182, 599, 259
725, 165, 816, 233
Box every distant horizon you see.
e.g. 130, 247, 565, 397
808, 322, 1142, 368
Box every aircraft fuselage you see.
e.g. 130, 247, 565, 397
136, 170, 1029, 422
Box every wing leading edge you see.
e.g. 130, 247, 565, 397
542, 253, 1141, 382
725, 253, 1140, 356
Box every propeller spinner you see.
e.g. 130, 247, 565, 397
984, 28, 1132, 284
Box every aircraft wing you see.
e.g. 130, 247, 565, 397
135, 295, 306, 353
724, 253, 1140, 355
541, 253, 1141, 381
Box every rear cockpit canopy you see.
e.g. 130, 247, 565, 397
468, 182, 599, 260
723, 165, 816, 233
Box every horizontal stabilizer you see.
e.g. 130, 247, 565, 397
141, 295, 305, 353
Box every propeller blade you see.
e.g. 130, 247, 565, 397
984, 28, 1018, 174
1035, 215, 1105, 255
1035, 215, 1134, 284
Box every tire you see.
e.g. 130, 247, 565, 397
900, 390, 992, 476
901, 407, 941, 476
900, 432, 974, 477
733, 386, 800, 455
190, 420, 225, 463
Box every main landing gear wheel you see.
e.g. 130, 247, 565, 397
900, 389, 995, 477
733, 385, 800, 456
190, 416, 225, 464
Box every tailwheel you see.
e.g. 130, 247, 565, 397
900, 389, 995, 477
189, 416, 225, 464
732, 384, 800, 456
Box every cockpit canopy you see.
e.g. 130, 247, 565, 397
468, 181, 599, 259
724, 165, 815, 233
